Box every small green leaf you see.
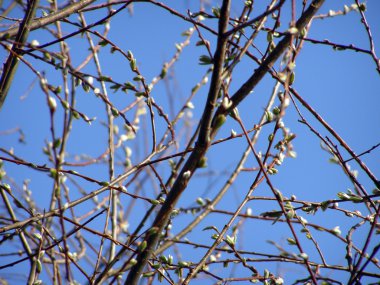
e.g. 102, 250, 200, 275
99, 75, 112, 82
267, 167, 278, 175
285, 133, 296, 143
196, 197, 205, 206
331, 226, 341, 235
286, 210, 295, 219
213, 114, 226, 130
142, 272, 155, 277
129, 259, 137, 265
36, 259, 42, 273
203, 226, 219, 232
61, 100, 69, 110
212, 7, 221, 18
337, 192, 350, 200
127, 50, 134, 60
138, 240, 147, 252
54, 85, 62, 94
181, 29, 193, 36
82, 83, 90, 92
50, 168, 58, 179
133, 75, 144, 81
160, 67, 167, 78
53, 138, 61, 149
267, 32, 273, 42
287, 238, 296, 245
178, 261, 189, 267
150, 199, 160, 205
264, 269, 270, 278
98, 40, 108, 47
211, 233, 219, 239
111, 107, 119, 117
110, 84, 121, 92
199, 55, 213, 65
167, 254, 173, 265
265, 110, 274, 122
320, 201, 330, 211
272, 106, 281, 115
130, 59, 137, 71
2, 33, 10, 40
135, 92, 146, 97
299, 252, 308, 260
300, 27, 307, 37
197, 156, 207, 168
123, 82, 136, 91
288, 27, 298, 35
289, 72, 295, 85
160, 255, 168, 263
48, 96, 57, 112
261, 210, 282, 218
147, 227, 159, 236
2, 183, 11, 193
225, 235, 236, 246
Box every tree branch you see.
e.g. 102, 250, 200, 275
213, 0, 325, 123
124, 1, 231, 284
0, 0, 39, 109
0, 0, 97, 39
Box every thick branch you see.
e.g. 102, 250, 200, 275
197, 4, 231, 145
124, 1, 231, 284
0, 0, 97, 39
214, 0, 325, 121
0, 0, 39, 109
124, 1, 326, 284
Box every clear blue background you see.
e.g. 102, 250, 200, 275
1, 0, 379, 284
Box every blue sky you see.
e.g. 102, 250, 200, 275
1, 1, 379, 284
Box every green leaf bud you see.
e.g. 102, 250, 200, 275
142, 272, 155, 278
197, 156, 207, 168
289, 72, 295, 85
213, 114, 226, 130
36, 259, 42, 273
287, 238, 296, 245
199, 55, 213, 65
130, 58, 137, 71
111, 107, 119, 117
138, 240, 147, 252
